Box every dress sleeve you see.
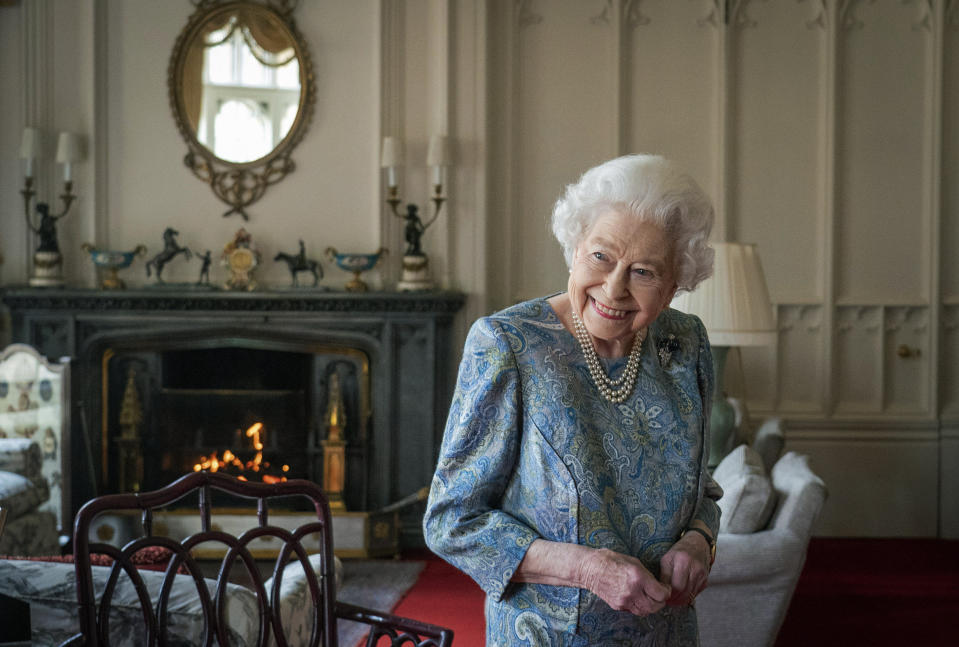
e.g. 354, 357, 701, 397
423, 316, 540, 601
690, 314, 723, 537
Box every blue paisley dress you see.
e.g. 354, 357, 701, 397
424, 296, 722, 646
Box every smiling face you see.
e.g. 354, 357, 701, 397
567, 209, 678, 357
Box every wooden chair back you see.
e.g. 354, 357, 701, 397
66, 470, 453, 646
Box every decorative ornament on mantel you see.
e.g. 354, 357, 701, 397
145, 227, 193, 284
381, 134, 450, 291
81, 243, 147, 290
221, 227, 261, 291
274, 239, 323, 288
325, 247, 388, 293
20, 128, 84, 287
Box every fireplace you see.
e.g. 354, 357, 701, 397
0, 288, 465, 548
104, 341, 370, 511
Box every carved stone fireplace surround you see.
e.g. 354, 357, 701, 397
0, 287, 465, 548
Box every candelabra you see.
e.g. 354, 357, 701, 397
381, 134, 450, 291
20, 128, 83, 287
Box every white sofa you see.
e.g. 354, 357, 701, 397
696, 420, 827, 647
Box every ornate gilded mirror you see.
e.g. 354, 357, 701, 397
168, 0, 315, 220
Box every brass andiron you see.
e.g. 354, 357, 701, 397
321, 372, 347, 511
116, 366, 144, 492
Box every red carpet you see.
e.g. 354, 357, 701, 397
393, 539, 959, 646
390, 552, 485, 645
776, 538, 959, 647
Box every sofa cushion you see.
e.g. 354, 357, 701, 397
752, 418, 786, 473
0, 511, 59, 556
0, 470, 49, 519
263, 553, 343, 645
0, 439, 44, 481
712, 444, 776, 534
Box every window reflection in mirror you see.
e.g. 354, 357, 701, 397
188, 12, 301, 164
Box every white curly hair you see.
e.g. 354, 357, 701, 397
550, 154, 715, 292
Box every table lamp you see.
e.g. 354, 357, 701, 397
671, 242, 776, 468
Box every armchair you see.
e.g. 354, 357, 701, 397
0, 343, 70, 553
696, 430, 827, 647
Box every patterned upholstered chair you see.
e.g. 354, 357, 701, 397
0, 343, 70, 555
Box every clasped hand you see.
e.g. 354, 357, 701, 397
580, 535, 711, 616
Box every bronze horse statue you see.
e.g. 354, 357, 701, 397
146, 227, 192, 283
274, 240, 322, 287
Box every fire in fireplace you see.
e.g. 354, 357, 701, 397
191, 421, 290, 484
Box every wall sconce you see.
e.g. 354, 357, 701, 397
381, 134, 450, 291
20, 127, 83, 287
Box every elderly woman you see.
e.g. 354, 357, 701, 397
424, 154, 722, 645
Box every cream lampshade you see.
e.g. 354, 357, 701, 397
380, 136, 405, 189
55, 132, 83, 182
672, 242, 776, 467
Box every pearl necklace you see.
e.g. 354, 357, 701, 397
570, 310, 647, 404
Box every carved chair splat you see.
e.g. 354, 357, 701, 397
63, 471, 453, 647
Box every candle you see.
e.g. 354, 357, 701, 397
20, 127, 41, 178
387, 166, 397, 188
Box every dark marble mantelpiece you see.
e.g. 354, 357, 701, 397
1, 287, 466, 546
1, 287, 466, 315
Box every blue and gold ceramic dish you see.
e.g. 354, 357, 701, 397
81, 243, 147, 289
325, 247, 387, 292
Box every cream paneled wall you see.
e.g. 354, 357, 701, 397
486, 0, 956, 537
1, 0, 956, 537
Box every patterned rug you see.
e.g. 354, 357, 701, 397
337, 559, 425, 647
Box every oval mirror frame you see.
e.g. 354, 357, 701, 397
168, 0, 315, 221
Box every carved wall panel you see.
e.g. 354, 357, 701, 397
509, 1, 612, 303
883, 306, 930, 413
728, 0, 825, 303
624, 0, 718, 193
835, 306, 883, 412
736, 343, 776, 411
777, 304, 825, 412
835, 1, 931, 303
488, 0, 722, 308
944, 305, 959, 416
945, 7, 959, 301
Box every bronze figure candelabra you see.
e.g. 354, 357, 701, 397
22, 177, 78, 287
20, 128, 83, 287
381, 134, 450, 291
